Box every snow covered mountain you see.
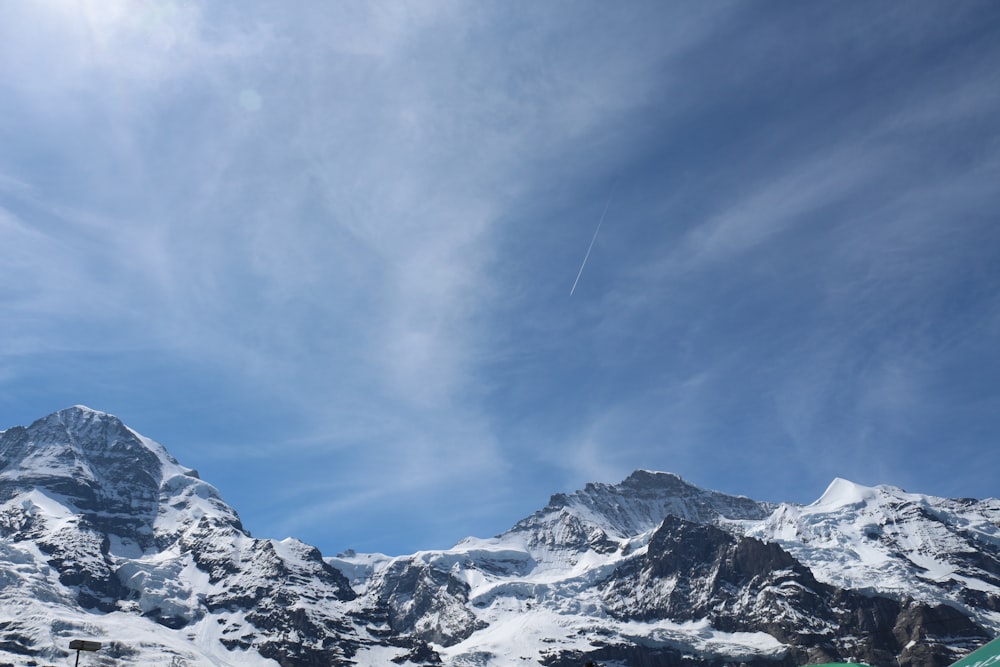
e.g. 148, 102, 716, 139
336, 471, 999, 667
1, 407, 998, 667
0, 407, 430, 666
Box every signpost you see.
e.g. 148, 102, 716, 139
68, 640, 101, 667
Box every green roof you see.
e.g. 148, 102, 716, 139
950, 637, 1000, 667
802, 636, 1000, 667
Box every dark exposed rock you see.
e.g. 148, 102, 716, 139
595, 516, 991, 667
370, 559, 486, 646
0, 407, 364, 664
2, 408, 999, 667
513, 471, 775, 549
542, 642, 797, 667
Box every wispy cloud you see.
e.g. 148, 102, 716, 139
677, 143, 890, 268
1, 3, 723, 536
2, 1, 998, 553
519, 2, 1000, 506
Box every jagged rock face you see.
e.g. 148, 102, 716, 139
0, 407, 376, 666
349, 475, 999, 667
893, 604, 991, 667
512, 505, 622, 554
2, 407, 1000, 667
368, 559, 485, 646
0, 408, 161, 497
510, 470, 775, 549
602, 515, 824, 627
751, 479, 1000, 635
0, 408, 172, 549
597, 515, 990, 667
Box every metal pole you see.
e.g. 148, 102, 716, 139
75, 648, 81, 667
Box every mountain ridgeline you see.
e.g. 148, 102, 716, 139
0, 407, 997, 666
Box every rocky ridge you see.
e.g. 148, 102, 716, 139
0, 407, 998, 667
0, 407, 428, 666
337, 475, 1000, 666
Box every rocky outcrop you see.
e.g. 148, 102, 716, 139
1, 408, 998, 667
368, 559, 485, 646
595, 515, 990, 667
0, 407, 370, 665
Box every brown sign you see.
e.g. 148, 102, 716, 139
69, 640, 101, 652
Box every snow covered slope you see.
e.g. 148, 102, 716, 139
1, 407, 998, 667
751, 478, 1000, 631
0, 407, 430, 666
335, 473, 1000, 667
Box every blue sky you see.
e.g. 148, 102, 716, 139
1, 1, 998, 556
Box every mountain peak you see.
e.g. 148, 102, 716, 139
65, 404, 106, 415
621, 469, 685, 488
0, 409, 357, 664
810, 477, 911, 511
52, 404, 118, 430
16, 406, 168, 479
510, 470, 774, 549
812, 477, 879, 510
2, 409, 999, 666
49, 403, 114, 425
0, 407, 239, 533
24, 406, 184, 470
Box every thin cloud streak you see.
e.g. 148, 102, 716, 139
1, 2, 998, 554
508, 2, 1000, 509
570, 192, 613, 296
5, 2, 713, 550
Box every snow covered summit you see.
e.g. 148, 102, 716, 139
1, 407, 998, 667
0, 405, 242, 550
0, 406, 407, 666
508, 469, 775, 548
337, 470, 1000, 667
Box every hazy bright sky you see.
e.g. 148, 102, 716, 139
2, 1, 998, 556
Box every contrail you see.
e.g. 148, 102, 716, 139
570, 193, 613, 296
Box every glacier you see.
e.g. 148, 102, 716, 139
1, 407, 998, 667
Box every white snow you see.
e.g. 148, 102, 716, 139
436, 610, 787, 666
4, 409, 1000, 667
812, 478, 884, 510
336, 473, 1000, 665
749, 480, 1000, 632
